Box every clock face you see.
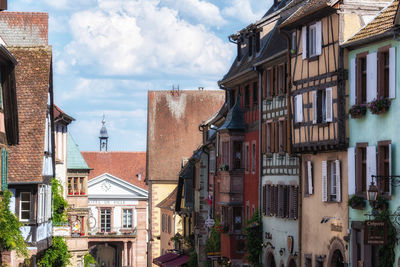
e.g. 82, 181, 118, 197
101, 180, 111, 192
88, 216, 96, 229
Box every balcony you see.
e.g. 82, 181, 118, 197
88, 227, 137, 237
219, 169, 244, 204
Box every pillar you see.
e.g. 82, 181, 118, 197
123, 241, 128, 266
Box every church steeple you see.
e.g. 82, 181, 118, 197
99, 115, 108, 151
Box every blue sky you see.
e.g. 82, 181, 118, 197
8, 0, 273, 151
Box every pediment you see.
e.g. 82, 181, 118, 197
88, 173, 148, 199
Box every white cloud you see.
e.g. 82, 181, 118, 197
162, 0, 226, 26
222, 0, 266, 24
63, 0, 233, 77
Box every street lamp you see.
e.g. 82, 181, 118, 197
367, 181, 378, 202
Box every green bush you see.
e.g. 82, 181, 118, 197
52, 178, 68, 224
37, 237, 71, 267
188, 251, 198, 267
84, 252, 97, 267
245, 211, 262, 267
205, 217, 221, 253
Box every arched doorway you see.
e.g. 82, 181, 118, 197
330, 249, 344, 267
265, 252, 276, 267
288, 258, 296, 267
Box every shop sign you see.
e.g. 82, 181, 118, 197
364, 220, 387, 245
53, 226, 70, 237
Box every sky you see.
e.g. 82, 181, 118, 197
8, 0, 273, 152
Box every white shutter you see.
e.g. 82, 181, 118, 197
348, 147, 356, 195
316, 21, 322, 56
350, 58, 356, 106
47, 185, 52, 220
307, 161, 313, 194
296, 94, 303, 122
389, 47, 396, 99
37, 186, 42, 223
389, 143, 392, 196
322, 161, 328, 202
302, 26, 307, 59
335, 160, 341, 202
367, 52, 377, 102
325, 87, 333, 122
312, 91, 317, 124
366, 146, 376, 190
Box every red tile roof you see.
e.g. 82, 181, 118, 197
53, 105, 74, 125
81, 151, 147, 190
146, 90, 225, 182
344, 0, 399, 44
8, 46, 52, 183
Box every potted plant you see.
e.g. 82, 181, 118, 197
348, 195, 365, 210
219, 164, 229, 171
368, 97, 391, 114
349, 103, 367, 118
372, 196, 388, 210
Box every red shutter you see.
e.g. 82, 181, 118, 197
274, 121, 279, 153
284, 185, 289, 218
263, 185, 267, 215
278, 185, 283, 218
266, 185, 271, 216
291, 186, 299, 219
262, 123, 266, 154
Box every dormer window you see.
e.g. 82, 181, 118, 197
302, 21, 322, 59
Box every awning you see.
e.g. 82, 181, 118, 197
162, 255, 189, 267
153, 253, 180, 266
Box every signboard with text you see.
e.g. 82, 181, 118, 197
364, 220, 387, 245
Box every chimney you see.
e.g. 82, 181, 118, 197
0, 0, 7, 11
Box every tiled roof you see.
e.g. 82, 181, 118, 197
54, 105, 74, 125
147, 90, 225, 181
344, 0, 399, 44
0, 12, 48, 46
279, 0, 333, 28
219, 95, 245, 131
8, 46, 52, 183
67, 133, 90, 170
156, 186, 178, 211
82, 151, 147, 190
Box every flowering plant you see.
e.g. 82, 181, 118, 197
349, 103, 367, 118
368, 97, 391, 114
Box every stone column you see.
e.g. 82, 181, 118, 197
123, 241, 128, 266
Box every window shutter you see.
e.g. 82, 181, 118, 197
348, 147, 356, 195
322, 161, 328, 202
266, 185, 271, 216
302, 26, 307, 59
295, 94, 303, 123
273, 186, 278, 216
366, 146, 376, 189
389, 47, 396, 99
335, 160, 341, 202
350, 58, 356, 106
389, 143, 392, 196
290, 186, 299, 219
366, 52, 377, 102
325, 87, 333, 122
274, 121, 279, 153
284, 186, 289, 218
47, 185, 52, 220
262, 123, 266, 154
37, 186, 42, 223
307, 161, 313, 195
1, 148, 5, 191
312, 90, 317, 124
262, 185, 266, 215
283, 119, 287, 152
267, 122, 272, 154
277, 185, 283, 218
316, 21, 322, 55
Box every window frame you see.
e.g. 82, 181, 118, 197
19, 192, 32, 222
308, 23, 317, 57
122, 208, 133, 229
355, 143, 368, 195
100, 208, 112, 232
377, 140, 391, 195
356, 52, 368, 104
378, 46, 391, 99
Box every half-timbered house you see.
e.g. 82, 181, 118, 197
279, 0, 391, 265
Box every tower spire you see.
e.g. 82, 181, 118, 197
99, 115, 108, 151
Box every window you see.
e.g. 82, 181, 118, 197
322, 160, 341, 202
253, 81, 258, 105
168, 215, 172, 234
356, 52, 367, 104
291, 31, 297, 53
252, 143, 256, 172
265, 121, 273, 155
278, 120, 287, 153
254, 31, 260, 54
123, 209, 133, 228
312, 88, 332, 124
377, 141, 391, 194
233, 141, 242, 169
101, 209, 111, 232
233, 207, 242, 231
302, 21, 321, 59
222, 141, 229, 167
277, 64, 285, 95
19, 192, 31, 221
209, 150, 216, 173
244, 85, 250, 108
304, 160, 313, 196
245, 143, 249, 172
264, 184, 298, 219
355, 144, 367, 194
378, 48, 390, 99
68, 177, 86, 195
265, 69, 272, 99
305, 256, 312, 267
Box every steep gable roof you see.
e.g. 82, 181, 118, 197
157, 186, 178, 211
82, 151, 147, 190
146, 90, 224, 182
67, 133, 90, 170
343, 0, 399, 45
8, 46, 52, 183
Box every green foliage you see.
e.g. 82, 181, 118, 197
84, 252, 97, 267
348, 195, 365, 209
375, 210, 396, 267
205, 217, 221, 253
188, 251, 198, 267
0, 190, 28, 258
245, 211, 262, 267
37, 237, 71, 267
51, 178, 68, 224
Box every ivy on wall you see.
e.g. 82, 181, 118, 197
37, 237, 71, 267
375, 209, 396, 267
51, 178, 68, 224
245, 210, 263, 267
0, 190, 28, 264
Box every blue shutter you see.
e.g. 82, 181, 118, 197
1, 148, 5, 191
6, 149, 8, 189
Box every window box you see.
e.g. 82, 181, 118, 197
349, 104, 367, 118
80, 192, 85, 195
368, 97, 391, 114
348, 195, 365, 210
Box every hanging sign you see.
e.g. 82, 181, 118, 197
205, 217, 215, 228
364, 220, 387, 245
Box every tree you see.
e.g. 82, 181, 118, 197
0, 190, 28, 264
37, 237, 71, 267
